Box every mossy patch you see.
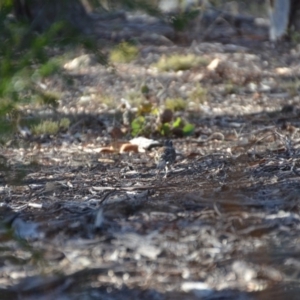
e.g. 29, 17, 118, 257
32, 118, 70, 135
188, 84, 208, 104
110, 42, 139, 63
165, 97, 187, 111
36, 59, 61, 78
34, 91, 60, 108
153, 54, 208, 72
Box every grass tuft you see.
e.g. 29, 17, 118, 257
32, 118, 70, 135
153, 54, 208, 72
110, 42, 139, 63
165, 97, 187, 111
188, 84, 208, 104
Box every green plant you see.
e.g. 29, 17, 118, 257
36, 59, 61, 78
0, 100, 19, 143
32, 120, 59, 135
165, 97, 187, 111
289, 30, 300, 44
126, 90, 145, 107
169, 8, 200, 31
182, 123, 195, 136
172, 116, 194, 136
110, 42, 139, 63
0, 7, 108, 141
137, 102, 153, 115
32, 118, 70, 135
189, 84, 208, 104
141, 84, 150, 94
33, 91, 60, 108
223, 82, 238, 95
160, 123, 171, 136
0, 118, 15, 144
153, 54, 208, 72
96, 94, 116, 108
59, 118, 71, 130
131, 116, 146, 137
157, 116, 194, 137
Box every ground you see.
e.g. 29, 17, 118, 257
1, 3, 300, 299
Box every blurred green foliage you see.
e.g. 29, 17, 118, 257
130, 91, 195, 137
169, 8, 200, 31
0, 0, 200, 142
188, 84, 208, 104
0, 0, 160, 119
110, 41, 139, 63
0, 1, 106, 141
153, 54, 208, 72
131, 116, 147, 137
165, 97, 187, 111
32, 118, 70, 135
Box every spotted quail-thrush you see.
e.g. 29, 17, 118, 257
155, 140, 176, 177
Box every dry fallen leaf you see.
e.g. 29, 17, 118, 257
119, 143, 139, 153
99, 146, 115, 153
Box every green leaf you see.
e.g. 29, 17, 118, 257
160, 123, 171, 136
183, 123, 195, 136
0, 99, 15, 116
131, 116, 145, 137
137, 102, 153, 115
37, 60, 60, 78
35, 91, 60, 108
172, 117, 182, 128
141, 84, 150, 94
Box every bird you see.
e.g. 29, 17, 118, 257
155, 140, 176, 177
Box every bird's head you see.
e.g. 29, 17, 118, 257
164, 140, 173, 147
